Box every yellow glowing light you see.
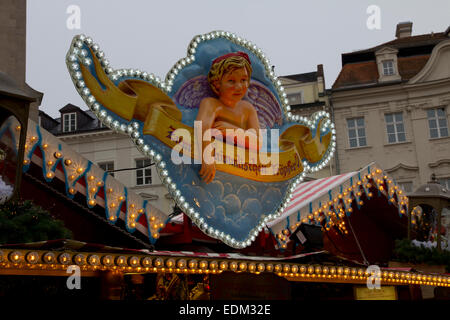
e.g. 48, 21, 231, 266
118, 196, 125, 201
88, 175, 95, 181
90, 187, 97, 193
69, 188, 76, 194
46, 172, 54, 178
23, 159, 30, 165
64, 159, 72, 166
88, 200, 96, 206
15, 125, 21, 131
76, 167, 84, 174
54, 152, 62, 158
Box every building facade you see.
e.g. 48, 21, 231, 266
39, 104, 175, 214
0, 0, 42, 121
279, 64, 334, 178
331, 22, 450, 193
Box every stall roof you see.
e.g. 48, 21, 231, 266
268, 171, 358, 230
266, 163, 409, 249
3, 118, 170, 246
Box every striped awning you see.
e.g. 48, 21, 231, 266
267, 171, 358, 229
266, 162, 409, 248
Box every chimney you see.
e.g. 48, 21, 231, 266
396, 21, 413, 39
317, 64, 324, 78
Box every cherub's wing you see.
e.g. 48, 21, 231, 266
172, 76, 215, 109
244, 80, 283, 129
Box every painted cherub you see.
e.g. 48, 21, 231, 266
195, 52, 261, 184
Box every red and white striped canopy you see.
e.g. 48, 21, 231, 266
266, 164, 383, 239
267, 172, 357, 228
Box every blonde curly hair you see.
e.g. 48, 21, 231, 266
207, 54, 252, 96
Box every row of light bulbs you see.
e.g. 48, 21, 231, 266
23, 124, 166, 240
1, 249, 448, 287
276, 167, 409, 249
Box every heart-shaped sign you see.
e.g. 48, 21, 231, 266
66, 31, 336, 248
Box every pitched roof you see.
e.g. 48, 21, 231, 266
41, 104, 108, 136
282, 71, 318, 83
332, 60, 379, 89
332, 26, 450, 90
59, 103, 95, 119
397, 54, 430, 80
332, 54, 431, 89
348, 32, 447, 55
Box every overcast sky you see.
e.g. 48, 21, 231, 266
26, 0, 450, 118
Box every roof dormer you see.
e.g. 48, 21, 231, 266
59, 103, 94, 133
375, 47, 402, 83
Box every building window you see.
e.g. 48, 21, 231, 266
385, 112, 406, 143
398, 181, 413, 193
98, 161, 114, 177
382, 60, 395, 76
287, 92, 303, 105
63, 113, 76, 132
438, 178, 450, 190
347, 117, 367, 148
136, 159, 152, 186
427, 108, 448, 139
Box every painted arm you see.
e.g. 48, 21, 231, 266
196, 98, 218, 184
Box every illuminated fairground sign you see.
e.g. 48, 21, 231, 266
66, 31, 336, 248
